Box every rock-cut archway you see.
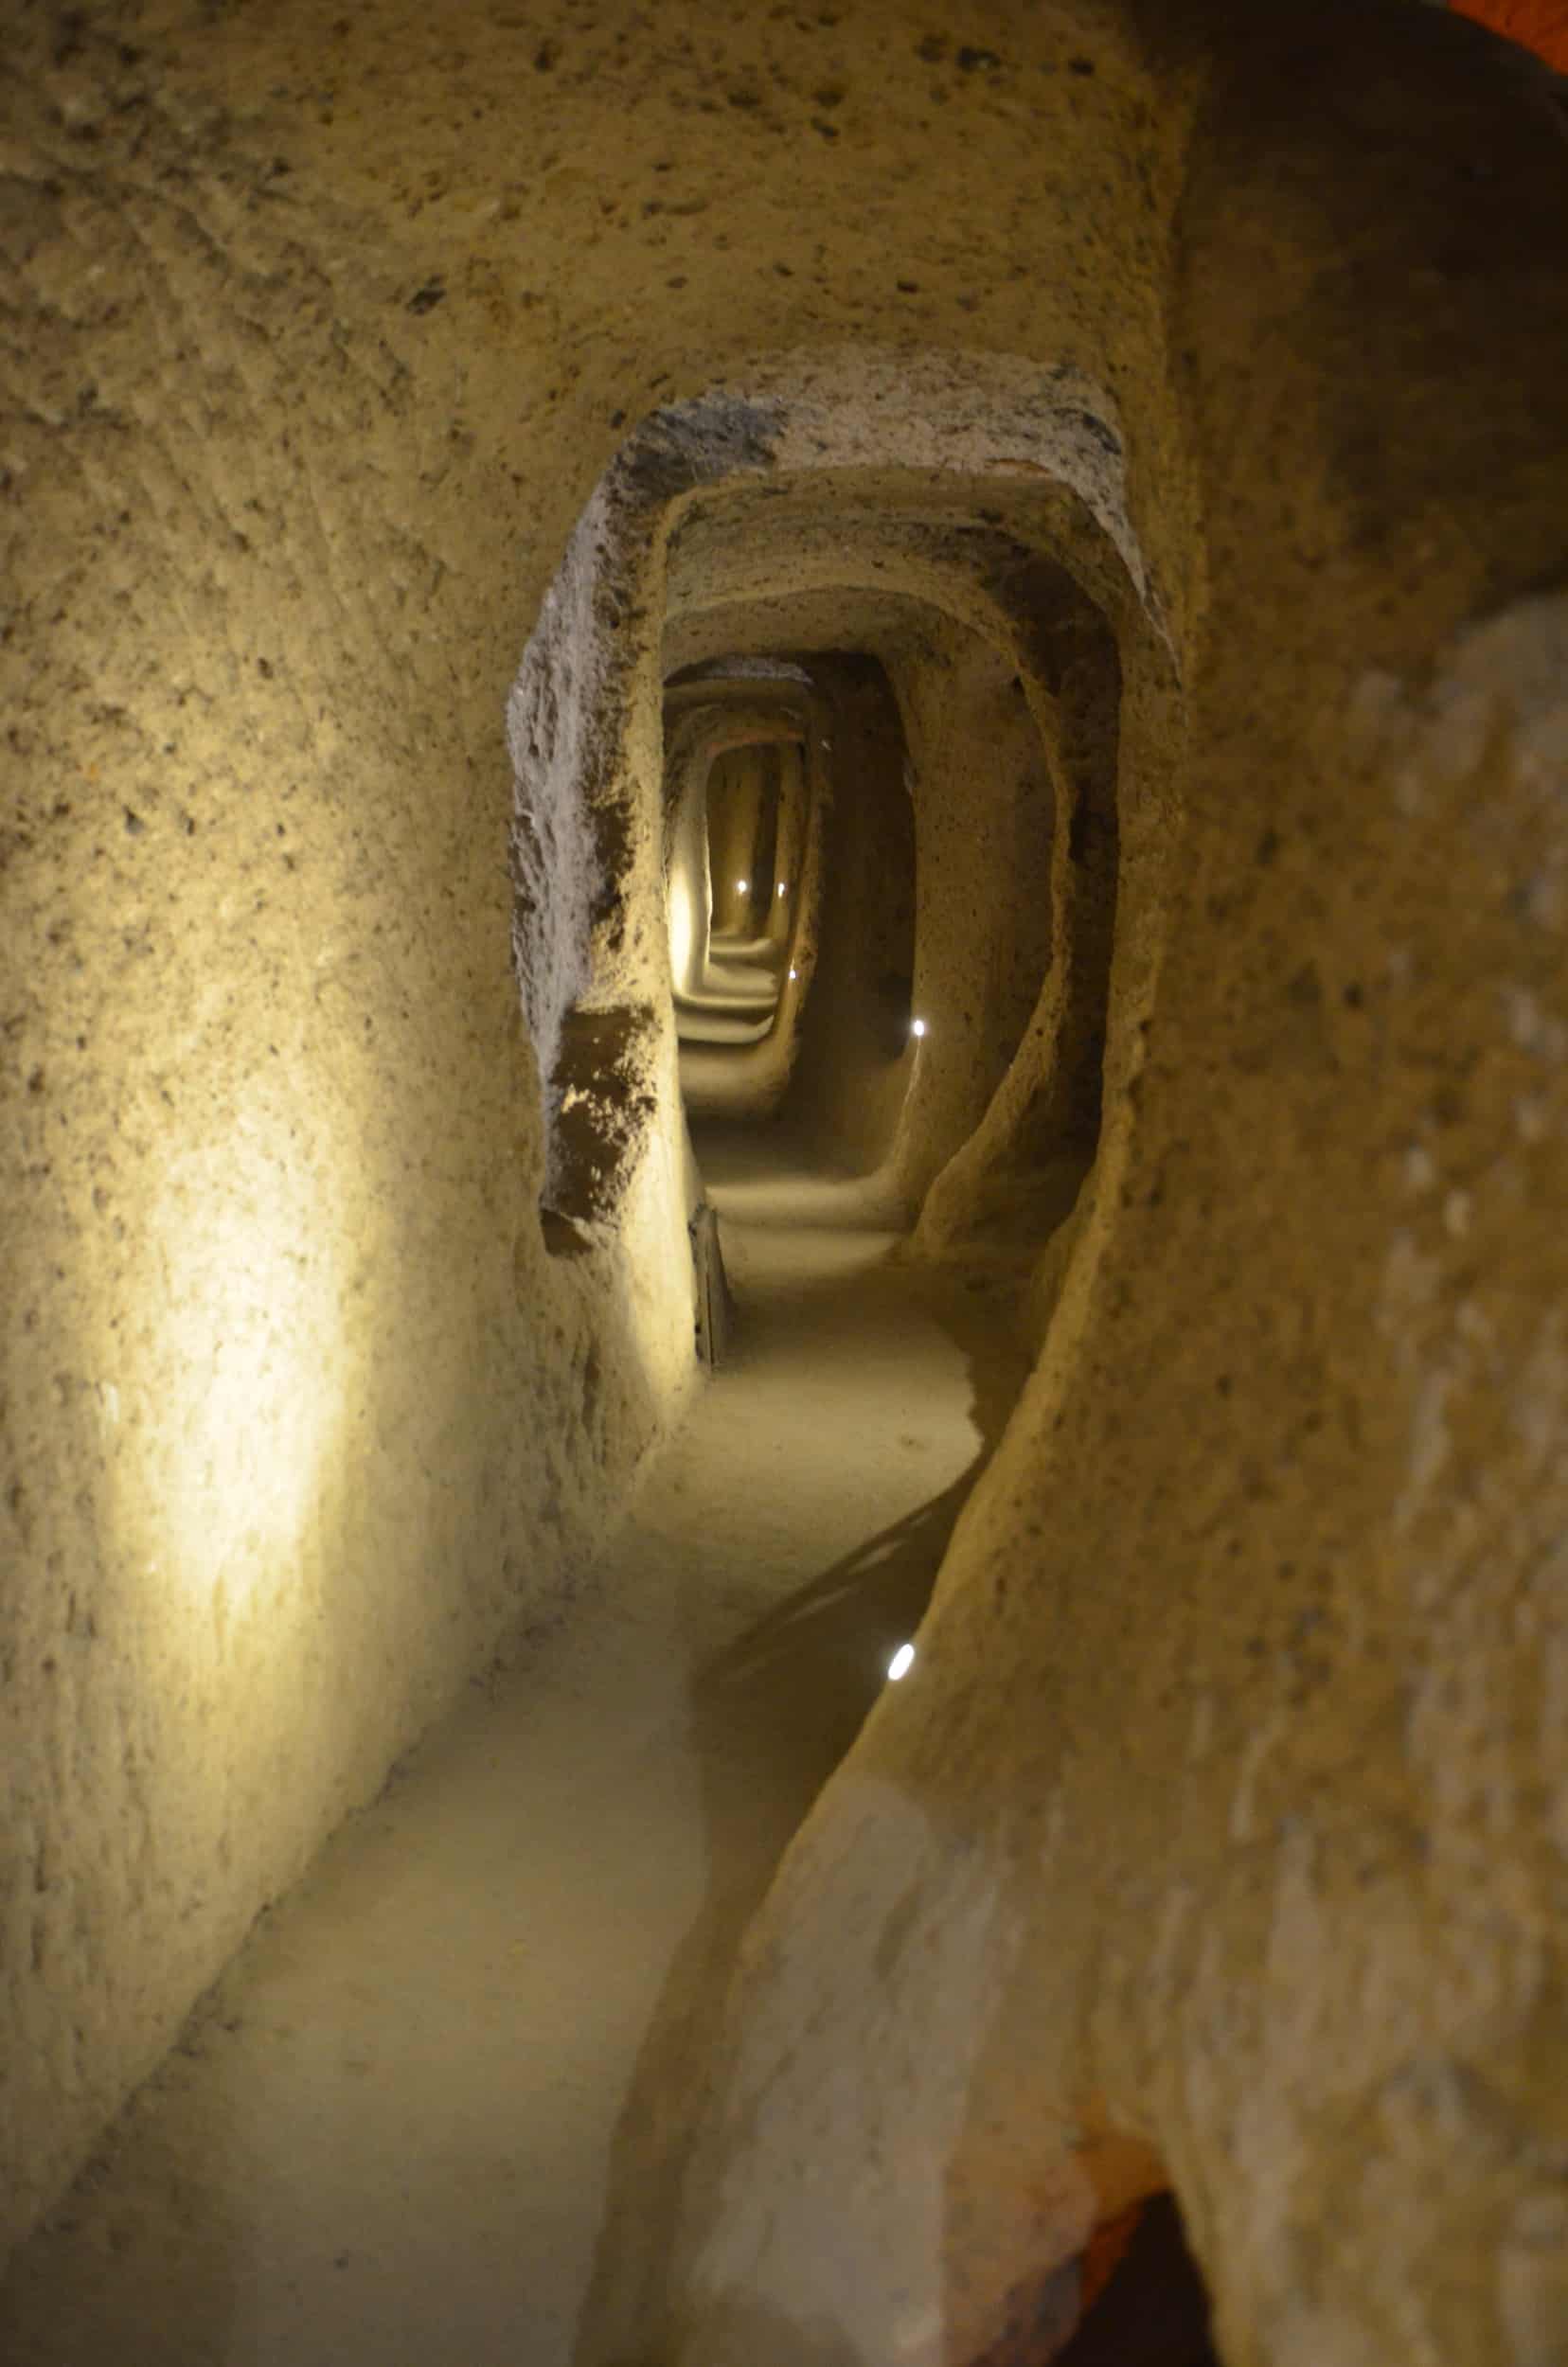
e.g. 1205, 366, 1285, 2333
505, 348, 1181, 1364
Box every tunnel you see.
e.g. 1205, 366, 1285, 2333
3, 3, 1568, 2365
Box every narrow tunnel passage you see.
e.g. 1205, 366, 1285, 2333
1, 365, 1188, 2367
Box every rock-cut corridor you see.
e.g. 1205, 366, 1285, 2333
6, 3, 1568, 2362
0, 1132, 1027, 2367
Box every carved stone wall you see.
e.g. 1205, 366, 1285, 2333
3, 10, 1565, 2360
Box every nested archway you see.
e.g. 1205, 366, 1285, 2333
507, 348, 1179, 1305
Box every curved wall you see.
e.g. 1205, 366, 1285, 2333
654, 18, 1568, 2367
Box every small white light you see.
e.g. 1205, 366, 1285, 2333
737, 878, 749, 893
776, 881, 787, 897
911, 1017, 927, 1040
789, 966, 798, 981
887, 1643, 916, 1682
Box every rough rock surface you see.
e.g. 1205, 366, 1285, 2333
3, 5, 1567, 2364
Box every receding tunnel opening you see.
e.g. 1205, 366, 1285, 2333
650, 471, 1133, 1272
670, 730, 804, 1050
663, 580, 1118, 1278
461, 365, 1184, 2348
508, 378, 1149, 1296
672, 649, 925, 1185
706, 744, 780, 941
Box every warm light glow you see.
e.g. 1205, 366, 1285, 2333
776, 881, 787, 897
668, 870, 696, 994
888, 1642, 916, 1682
911, 1017, 927, 1040
737, 878, 749, 893
789, 967, 798, 981
144, 1111, 345, 1614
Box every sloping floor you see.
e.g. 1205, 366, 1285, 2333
0, 1134, 1025, 2367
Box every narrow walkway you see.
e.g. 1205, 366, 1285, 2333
0, 1158, 1025, 2367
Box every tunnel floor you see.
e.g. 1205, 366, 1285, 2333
1, 1140, 1026, 2367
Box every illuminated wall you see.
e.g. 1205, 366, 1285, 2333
5, 6, 1567, 2358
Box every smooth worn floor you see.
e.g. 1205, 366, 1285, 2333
0, 1134, 1025, 2367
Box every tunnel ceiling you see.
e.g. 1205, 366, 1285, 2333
662, 476, 1137, 654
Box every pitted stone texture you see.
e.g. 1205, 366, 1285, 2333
6, 12, 1565, 2367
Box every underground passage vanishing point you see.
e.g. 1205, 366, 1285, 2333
3, 2, 1568, 2363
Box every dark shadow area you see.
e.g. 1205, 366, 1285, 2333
1052, 2196, 1219, 2367
970, 2196, 1220, 2367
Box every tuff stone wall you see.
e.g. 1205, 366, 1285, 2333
5, 8, 1566, 2359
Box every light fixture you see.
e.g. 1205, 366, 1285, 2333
776, 881, 787, 897
737, 877, 749, 893
887, 1642, 916, 1682
789, 966, 798, 981
911, 1017, 927, 1040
